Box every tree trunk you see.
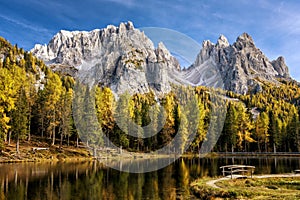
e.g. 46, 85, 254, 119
28, 113, 31, 141
76, 136, 79, 148
273, 143, 276, 153
16, 134, 19, 154
258, 142, 261, 153
52, 130, 55, 145
264, 140, 267, 153
41, 116, 44, 138
8, 131, 11, 145
60, 132, 63, 149
52, 114, 55, 145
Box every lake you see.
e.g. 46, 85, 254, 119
1, 156, 300, 199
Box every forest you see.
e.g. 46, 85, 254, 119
0, 36, 300, 155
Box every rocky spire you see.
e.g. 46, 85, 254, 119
234, 32, 255, 50
271, 56, 290, 78
216, 34, 229, 48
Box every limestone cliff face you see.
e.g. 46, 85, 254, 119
32, 22, 291, 95
31, 21, 180, 95
185, 33, 290, 94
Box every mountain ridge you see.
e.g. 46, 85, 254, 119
31, 21, 291, 95
185, 33, 290, 94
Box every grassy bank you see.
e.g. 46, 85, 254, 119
0, 136, 92, 162
191, 176, 300, 199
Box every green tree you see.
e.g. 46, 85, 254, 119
58, 88, 73, 148
81, 86, 103, 156
11, 88, 29, 153
114, 92, 132, 149
221, 102, 239, 152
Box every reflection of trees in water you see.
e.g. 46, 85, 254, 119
1, 157, 300, 199
0, 160, 179, 199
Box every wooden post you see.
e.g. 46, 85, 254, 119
222, 167, 225, 176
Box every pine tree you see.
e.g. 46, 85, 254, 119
235, 102, 255, 151
221, 102, 239, 152
11, 88, 29, 154
95, 87, 115, 147
114, 92, 132, 149
82, 86, 103, 156
191, 97, 206, 153
254, 112, 269, 152
175, 106, 188, 154
58, 88, 73, 148
158, 94, 176, 149
44, 72, 63, 145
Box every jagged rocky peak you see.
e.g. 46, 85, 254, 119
31, 21, 180, 95
234, 32, 255, 50
156, 42, 171, 61
202, 40, 214, 48
216, 34, 229, 48
32, 21, 142, 67
193, 40, 214, 66
155, 42, 180, 70
271, 56, 289, 78
185, 32, 291, 94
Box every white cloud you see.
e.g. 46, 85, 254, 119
0, 14, 50, 34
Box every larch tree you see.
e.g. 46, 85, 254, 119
44, 72, 63, 145
255, 112, 270, 152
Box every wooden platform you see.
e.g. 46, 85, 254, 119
220, 165, 255, 179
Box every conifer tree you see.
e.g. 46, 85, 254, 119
255, 112, 269, 152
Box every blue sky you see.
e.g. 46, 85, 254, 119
0, 0, 299, 80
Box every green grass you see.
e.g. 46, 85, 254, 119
191, 177, 300, 199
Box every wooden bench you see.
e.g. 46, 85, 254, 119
32, 147, 49, 152
220, 165, 255, 179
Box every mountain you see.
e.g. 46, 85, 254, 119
32, 22, 291, 95
184, 33, 290, 94
31, 22, 180, 96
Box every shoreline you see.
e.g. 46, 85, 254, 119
215, 152, 300, 157
205, 173, 300, 188
2, 150, 300, 164
191, 173, 300, 199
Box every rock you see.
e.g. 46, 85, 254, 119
184, 32, 291, 94
271, 56, 290, 78
32, 22, 292, 95
32, 21, 180, 96
216, 35, 229, 48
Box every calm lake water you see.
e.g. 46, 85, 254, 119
1, 156, 300, 200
